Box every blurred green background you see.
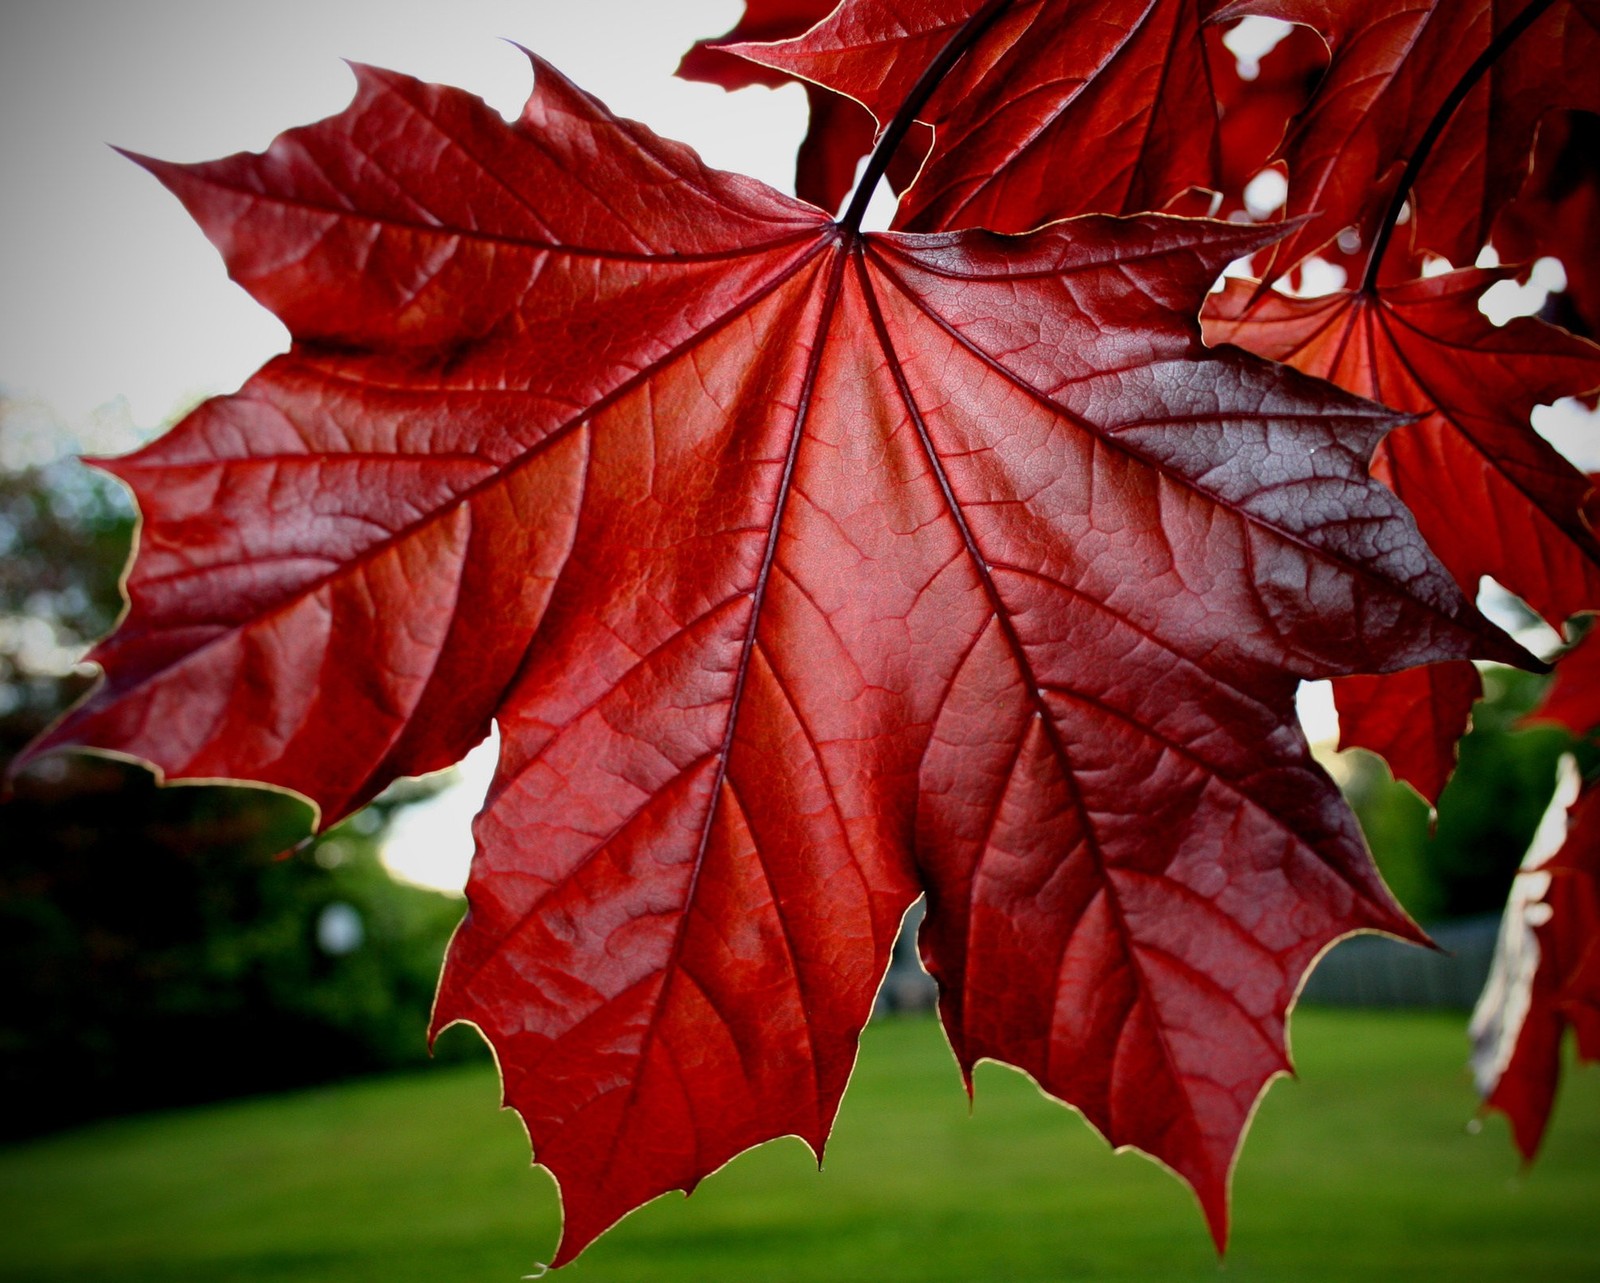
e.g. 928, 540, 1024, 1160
1, 1012, 1596, 1282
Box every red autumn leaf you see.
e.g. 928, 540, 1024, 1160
1222, 0, 1600, 287
1472, 762, 1600, 1157
1331, 662, 1483, 803
726, 0, 1237, 234
17, 40, 1533, 1267
678, 0, 883, 214
1481, 633, 1600, 1153
1417, 0, 1600, 264
1209, 20, 1328, 217
1205, 271, 1600, 625
1495, 110, 1600, 341
677, 0, 837, 84
1205, 269, 1600, 799
1525, 625, 1600, 737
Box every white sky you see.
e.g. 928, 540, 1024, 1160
0, 0, 807, 425
2, 3, 1593, 892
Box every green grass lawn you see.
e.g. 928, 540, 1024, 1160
2, 1009, 1596, 1282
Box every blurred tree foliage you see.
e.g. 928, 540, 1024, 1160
0, 403, 482, 1140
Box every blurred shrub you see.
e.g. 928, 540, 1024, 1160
1, 414, 480, 1139
0, 759, 480, 1140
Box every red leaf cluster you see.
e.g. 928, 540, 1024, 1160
1472, 756, 1600, 1156
1205, 270, 1600, 799
19, 0, 1600, 1264
1221, 0, 1600, 286
727, 0, 1237, 231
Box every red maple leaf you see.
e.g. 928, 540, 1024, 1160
1472, 762, 1600, 1157
1207, 21, 1328, 219
1525, 624, 1600, 737
677, 0, 882, 214
13, 14, 1541, 1269
1223, 0, 1600, 287
1206, 270, 1600, 799
1495, 110, 1600, 341
1327, 663, 1484, 803
727, 0, 1238, 233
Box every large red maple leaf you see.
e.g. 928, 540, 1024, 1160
1206, 270, 1600, 800
19, 41, 1531, 1266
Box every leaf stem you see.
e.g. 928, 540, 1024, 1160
839, 0, 1015, 235
1360, 0, 1558, 293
